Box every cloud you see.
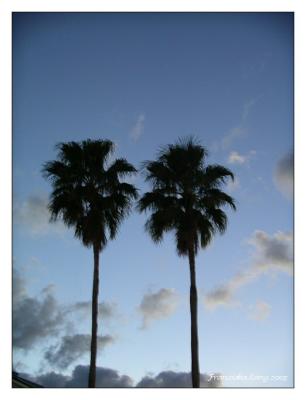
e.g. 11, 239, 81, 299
19, 365, 133, 388
13, 269, 118, 352
228, 150, 256, 165
13, 269, 66, 349
139, 288, 179, 329
136, 370, 222, 388
242, 98, 257, 121
66, 301, 117, 321
248, 300, 271, 321
66, 365, 133, 388
248, 230, 293, 274
220, 98, 259, 150
13, 267, 27, 305
204, 230, 293, 310
22, 367, 221, 388
221, 127, 246, 150
130, 113, 145, 141
28, 371, 70, 388
14, 194, 66, 235
204, 269, 258, 310
274, 151, 293, 200
44, 334, 115, 369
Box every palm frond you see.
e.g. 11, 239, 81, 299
42, 139, 137, 250
138, 138, 236, 255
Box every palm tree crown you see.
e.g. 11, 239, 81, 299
138, 137, 236, 255
42, 139, 138, 251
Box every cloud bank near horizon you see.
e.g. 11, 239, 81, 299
18, 366, 222, 388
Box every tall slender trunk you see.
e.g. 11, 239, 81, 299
88, 244, 100, 388
188, 243, 200, 388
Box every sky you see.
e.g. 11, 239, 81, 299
12, 12, 293, 388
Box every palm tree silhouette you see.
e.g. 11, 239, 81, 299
42, 139, 138, 387
137, 138, 236, 388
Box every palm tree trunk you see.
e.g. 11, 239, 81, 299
188, 243, 200, 388
88, 244, 100, 388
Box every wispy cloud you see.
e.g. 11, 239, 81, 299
242, 98, 258, 122
274, 150, 293, 200
218, 97, 260, 151
138, 288, 179, 329
130, 113, 145, 141
14, 194, 66, 235
204, 230, 293, 311
64, 300, 119, 324
248, 300, 271, 321
221, 127, 246, 150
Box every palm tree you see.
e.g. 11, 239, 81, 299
42, 139, 138, 388
137, 138, 236, 388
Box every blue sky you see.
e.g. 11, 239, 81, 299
13, 12, 293, 387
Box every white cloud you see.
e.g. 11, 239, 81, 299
204, 230, 293, 311
248, 300, 271, 321
228, 151, 246, 164
130, 113, 145, 141
14, 194, 66, 235
139, 288, 179, 329
228, 150, 256, 165
274, 151, 293, 200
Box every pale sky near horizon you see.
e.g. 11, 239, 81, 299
13, 12, 293, 387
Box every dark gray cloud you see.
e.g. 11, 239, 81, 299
204, 230, 293, 310
24, 365, 133, 387
139, 288, 179, 329
44, 334, 115, 369
67, 365, 133, 388
274, 151, 293, 199
13, 268, 118, 351
250, 230, 293, 273
13, 269, 65, 349
137, 370, 222, 388
13, 267, 27, 305
21, 367, 221, 388
28, 371, 70, 388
